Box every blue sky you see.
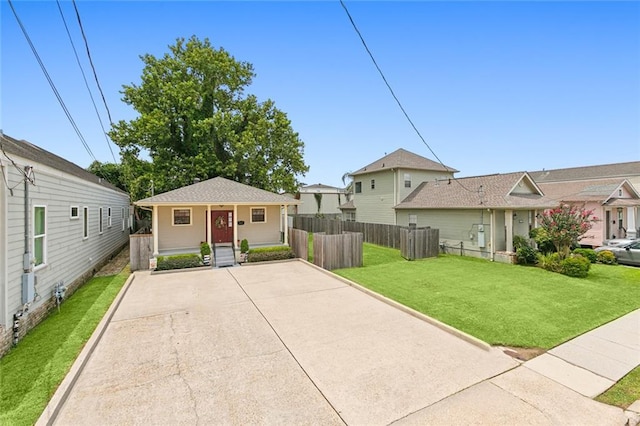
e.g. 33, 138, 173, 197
2, 1, 639, 189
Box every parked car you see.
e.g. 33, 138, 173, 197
601, 238, 635, 247
595, 239, 640, 266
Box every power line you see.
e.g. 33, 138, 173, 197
7, 0, 97, 162
56, 0, 117, 163
339, 0, 475, 194
72, 0, 114, 127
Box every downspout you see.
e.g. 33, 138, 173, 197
490, 209, 495, 261
393, 169, 397, 225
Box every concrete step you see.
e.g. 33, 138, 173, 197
214, 246, 236, 268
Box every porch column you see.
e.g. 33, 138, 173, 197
505, 210, 514, 252
627, 207, 637, 239
152, 205, 159, 256
490, 209, 495, 261
283, 204, 289, 245
206, 205, 212, 247
233, 204, 238, 248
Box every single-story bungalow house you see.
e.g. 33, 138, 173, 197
134, 177, 300, 262
394, 172, 557, 260
0, 134, 130, 356
537, 178, 640, 246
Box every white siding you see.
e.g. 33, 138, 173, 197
0, 164, 7, 327
297, 192, 342, 215
2, 155, 129, 329
396, 169, 454, 204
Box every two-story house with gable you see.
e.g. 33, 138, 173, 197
340, 148, 458, 224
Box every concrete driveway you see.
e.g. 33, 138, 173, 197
41, 260, 625, 425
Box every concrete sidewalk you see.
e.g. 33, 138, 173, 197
39, 260, 632, 425
525, 309, 639, 398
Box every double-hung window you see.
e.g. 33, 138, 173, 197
33, 206, 46, 268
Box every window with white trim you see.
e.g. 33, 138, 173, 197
70, 206, 79, 219
99, 207, 104, 234
404, 173, 411, 188
355, 182, 362, 193
172, 208, 192, 226
107, 207, 112, 227
83, 207, 89, 239
251, 207, 266, 223
121, 207, 126, 231
33, 206, 46, 268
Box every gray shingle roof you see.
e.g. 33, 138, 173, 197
135, 176, 300, 205
529, 161, 640, 183
0, 133, 127, 194
351, 148, 458, 176
395, 172, 557, 210
338, 200, 356, 210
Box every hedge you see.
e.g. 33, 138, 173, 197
247, 246, 295, 263
156, 254, 203, 271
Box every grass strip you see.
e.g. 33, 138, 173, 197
0, 268, 129, 426
596, 366, 640, 409
335, 244, 640, 349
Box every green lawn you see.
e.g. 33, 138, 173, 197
0, 268, 130, 426
335, 243, 640, 349
596, 365, 640, 409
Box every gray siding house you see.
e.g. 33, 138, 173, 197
341, 149, 458, 224
0, 134, 130, 356
395, 172, 557, 260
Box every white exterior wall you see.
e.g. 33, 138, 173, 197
157, 205, 208, 251
297, 192, 343, 216
1, 155, 130, 330
396, 169, 453, 204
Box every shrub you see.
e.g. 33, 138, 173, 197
572, 248, 596, 263
240, 239, 249, 254
596, 250, 617, 265
200, 242, 211, 257
530, 227, 555, 255
537, 252, 562, 273
560, 254, 591, 278
247, 246, 295, 262
516, 246, 538, 265
513, 235, 530, 250
156, 254, 203, 271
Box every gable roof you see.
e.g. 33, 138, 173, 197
529, 161, 640, 183
299, 183, 345, 193
538, 178, 640, 206
135, 176, 300, 206
395, 172, 556, 210
351, 148, 458, 176
0, 133, 127, 194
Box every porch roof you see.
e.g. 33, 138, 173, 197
135, 176, 300, 207
538, 178, 640, 204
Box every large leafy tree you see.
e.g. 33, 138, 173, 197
109, 36, 308, 201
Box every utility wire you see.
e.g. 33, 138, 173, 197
56, 0, 117, 163
339, 0, 475, 194
72, 0, 115, 127
7, 0, 97, 162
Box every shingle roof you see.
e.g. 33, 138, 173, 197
0, 133, 127, 194
529, 161, 640, 183
395, 172, 557, 210
135, 176, 300, 205
538, 178, 640, 204
351, 148, 458, 176
338, 200, 356, 210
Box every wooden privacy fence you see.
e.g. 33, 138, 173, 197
400, 227, 439, 260
130, 232, 152, 271
293, 217, 404, 249
289, 228, 309, 261
313, 232, 363, 270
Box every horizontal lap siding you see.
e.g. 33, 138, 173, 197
2, 158, 129, 328
236, 205, 281, 245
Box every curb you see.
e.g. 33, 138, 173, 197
36, 272, 137, 426
295, 258, 492, 351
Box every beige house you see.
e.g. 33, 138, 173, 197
135, 177, 300, 258
394, 172, 557, 260
295, 183, 347, 218
340, 149, 458, 224
538, 178, 640, 246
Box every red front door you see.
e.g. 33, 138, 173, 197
211, 211, 233, 244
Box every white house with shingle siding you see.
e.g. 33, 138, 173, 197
395, 172, 557, 260
342, 149, 458, 224
0, 134, 130, 356
295, 184, 346, 218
